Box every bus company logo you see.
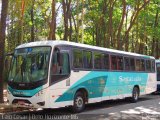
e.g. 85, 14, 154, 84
19, 83, 25, 87
13, 91, 28, 95
119, 76, 142, 82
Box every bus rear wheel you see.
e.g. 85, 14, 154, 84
72, 92, 85, 113
130, 87, 139, 103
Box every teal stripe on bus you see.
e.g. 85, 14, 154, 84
55, 71, 148, 102
8, 86, 42, 97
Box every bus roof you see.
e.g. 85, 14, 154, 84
16, 40, 155, 59
156, 59, 160, 63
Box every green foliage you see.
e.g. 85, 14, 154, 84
3, 0, 160, 57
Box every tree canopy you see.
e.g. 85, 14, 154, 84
0, 0, 159, 58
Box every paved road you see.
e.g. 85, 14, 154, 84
1, 94, 160, 120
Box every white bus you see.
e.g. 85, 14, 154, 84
156, 60, 160, 92
7, 40, 157, 112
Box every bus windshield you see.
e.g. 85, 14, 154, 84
157, 63, 160, 81
8, 47, 51, 83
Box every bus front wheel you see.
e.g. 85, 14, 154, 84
72, 92, 85, 113
130, 87, 139, 103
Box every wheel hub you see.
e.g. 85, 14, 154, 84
76, 97, 83, 108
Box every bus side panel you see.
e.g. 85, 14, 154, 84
52, 71, 152, 106
145, 73, 157, 94
48, 71, 90, 108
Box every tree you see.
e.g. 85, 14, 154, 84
2, 0, 160, 59
62, 0, 71, 40
151, 1, 159, 58
30, 0, 35, 41
116, 0, 126, 50
0, 0, 8, 103
124, 0, 150, 51
48, 0, 56, 40
20, 0, 25, 44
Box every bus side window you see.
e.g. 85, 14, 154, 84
61, 53, 70, 75
52, 51, 59, 74
151, 60, 155, 72
111, 55, 117, 70
130, 58, 135, 71
146, 60, 151, 72
157, 63, 160, 81
124, 57, 130, 71
52, 52, 70, 75
73, 49, 83, 68
94, 52, 102, 69
117, 56, 123, 70
102, 54, 109, 70
157, 64, 160, 71
136, 59, 140, 71
83, 50, 92, 69
140, 59, 145, 71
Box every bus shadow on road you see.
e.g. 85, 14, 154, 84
84, 95, 156, 112
6, 95, 157, 115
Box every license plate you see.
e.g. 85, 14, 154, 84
18, 101, 25, 105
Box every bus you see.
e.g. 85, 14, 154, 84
7, 40, 157, 112
156, 60, 160, 92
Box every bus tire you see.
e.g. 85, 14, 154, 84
72, 91, 85, 113
130, 87, 139, 103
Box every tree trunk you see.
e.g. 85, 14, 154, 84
20, 0, 25, 44
76, 0, 79, 42
71, 11, 78, 42
0, 0, 8, 103
102, 0, 108, 48
156, 39, 159, 59
154, 8, 159, 58
95, 24, 100, 46
107, 0, 116, 48
30, 0, 35, 42
48, 0, 56, 40
69, 9, 72, 42
81, 0, 84, 43
124, 0, 150, 51
151, 38, 155, 56
62, 0, 71, 41
117, 0, 126, 50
